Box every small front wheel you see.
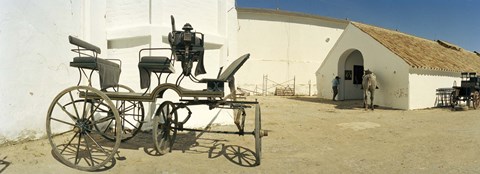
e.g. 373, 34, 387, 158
152, 101, 178, 155
450, 91, 458, 108
473, 91, 480, 109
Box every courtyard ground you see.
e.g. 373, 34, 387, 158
1, 96, 480, 173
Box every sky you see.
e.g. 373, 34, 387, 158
236, 0, 480, 52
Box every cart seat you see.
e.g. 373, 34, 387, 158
70, 56, 121, 89
139, 56, 175, 89
70, 57, 120, 70
138, 56, 174, 73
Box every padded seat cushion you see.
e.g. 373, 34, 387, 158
138, 56, 175, 89
140, 56, 171, 63
69, 56, 121, 89
70, 57, 120, 69
138, 56, 174, 73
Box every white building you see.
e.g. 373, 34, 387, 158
316, 22, 480, 110
0, 0, 238, 144
236, 8, 348, 95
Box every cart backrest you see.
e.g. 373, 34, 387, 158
217, 54, 250, 81
69, 35, 101, 54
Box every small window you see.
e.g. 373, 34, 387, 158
345, 70, 352, 80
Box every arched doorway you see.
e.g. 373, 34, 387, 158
337, 50, 364, 100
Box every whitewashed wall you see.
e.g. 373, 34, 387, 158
0, 0, 239, 144
316, 24, 411, 110
106, 0, 238, 129
237, 9, 347, 96
0, 0, 106, 143
409, 69, 460, 109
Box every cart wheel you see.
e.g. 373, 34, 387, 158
450, 91, 458, 108
152, 101, 178, 155
94, 84, 145, 142
473, 91, 480, 109
46, 86, 121, 171
254, 104, 264, 165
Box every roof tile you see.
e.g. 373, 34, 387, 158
352, 22, 480, 73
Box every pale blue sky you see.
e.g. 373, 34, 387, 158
237, 0, 479, 52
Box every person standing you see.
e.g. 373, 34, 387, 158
332, 76, 340, 101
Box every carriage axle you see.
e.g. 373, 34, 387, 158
174, 127, 268, 137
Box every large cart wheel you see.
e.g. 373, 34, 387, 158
46, 86, 121, 171
473, 91, 480, 109
152, 101, 178, 155
94, 84, 145, 142
450, 91, 458, 108
254, 104, 264, 165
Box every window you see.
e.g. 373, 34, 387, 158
345, 70, 352, 80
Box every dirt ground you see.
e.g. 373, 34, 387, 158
2, 96, 480, 173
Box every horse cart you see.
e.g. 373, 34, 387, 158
46, 16, 267, 171
450, 72, 480, 109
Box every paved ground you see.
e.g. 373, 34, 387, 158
1, 96, 480, 173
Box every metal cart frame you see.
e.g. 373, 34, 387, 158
46, 16, 266, 171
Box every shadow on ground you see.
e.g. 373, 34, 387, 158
0, 155, 11, 173
286, 96, 396, 110
50, 130, 258, 171
132, 131, 259, 167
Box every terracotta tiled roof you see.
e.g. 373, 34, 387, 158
352, 22, 480, 73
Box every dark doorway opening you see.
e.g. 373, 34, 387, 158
353, 65, 364, 85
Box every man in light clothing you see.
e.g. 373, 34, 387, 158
332, 76, 340, 101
